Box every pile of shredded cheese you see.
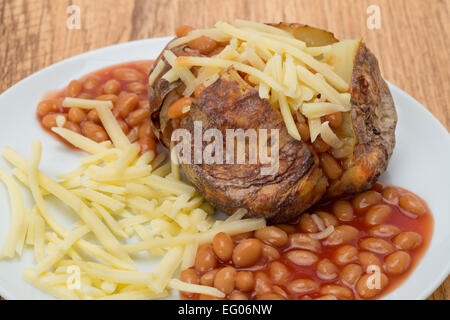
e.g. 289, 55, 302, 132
150, 19, 359, 149
0, 98, 266, 300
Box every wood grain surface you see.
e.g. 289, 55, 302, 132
0, 0, 448, 300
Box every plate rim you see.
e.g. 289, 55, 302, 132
384, 84, 450, 300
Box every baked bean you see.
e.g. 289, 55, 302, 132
254, 272, 272, 296
320, 153, 343, 180
53, 98, 63, 109
298, 214, 319, 233
232, 239, 262, 268
272, 285, 288, 299
194, 244, 217, 272
286, 250, 319, 266
103, 79, 121, 94
324, 112, 342, 128
382, 186, 399, 202
138, 119, 154, 139
315, 295, 338, 300
37, 100, 59, 117
365, 204, 392, 226
117, 90, 130, 99
316, 211, 339, 227
276, 224, 297, 235
359, 238, 394, 255
81, 121, 108, 142
63, 121, 81, 134
117, 118, 130, 135
358, 251, 382, 271
235, 271, 255, 292
332, 200, 354, 221
83, 76, 99, 91
115, 93, 139, 118
176, 25, 195, 37
68, 107, 86, 123
167, 97, 193, 119
232, 232, 253, 241
268, 261, 290, 285
214, 267, 236, 294
94, 87, 103, 97
67, 80, 82, 97
212, 232, 234, 261
96, 94, 118, 104
399, 194, 427, 216
127, 108, 150, 127
113, 68, 144, 81
333, 245, 358, 266
352, 191, 382, 212
356, 273, 389, 299
126, 82, 147, 93
373, 183, 384, 192
200, 269, 219, 286
254, 226, 288, 247
340, 263, 362, 286
287, 279, 319, 295
42, 113, 66, 129
139, 99, 150, 109
368, 224, 401, 238
180, 268, 199, 284
256, 293, 286, 300
325, 225, 359, 246
289, 233, 321, 252
180, 268, 199, 298
312, 136, 330, 153
78, 92, 92, 99
316, 258, 338, 280
320, 284, 353, 299
384, 251, 411, 275
229, 292, 248, 300
296, 122, 310, 141
139, 136, 156, 153
392, 232, 422, 250
261, 244, 281, 261
188, 36, 218, 55
87, 109, 101, 123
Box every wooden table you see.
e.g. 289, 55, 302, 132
0, 0, 448, 300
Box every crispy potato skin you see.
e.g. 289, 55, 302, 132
180, 71, 327, 223
148, 23, 397, 223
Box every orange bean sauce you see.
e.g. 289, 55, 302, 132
36, 60, 156, 154
181, 184, 433, 300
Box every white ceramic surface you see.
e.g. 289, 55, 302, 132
0, 37, 449, 300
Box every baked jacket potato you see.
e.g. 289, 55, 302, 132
148, 22, 397, 223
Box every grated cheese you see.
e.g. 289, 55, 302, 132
320, 121, 344, 148
309, 225, 335, 240
63, 98, 113, 109
158, 19, 355, 142
169, 279, 225, 298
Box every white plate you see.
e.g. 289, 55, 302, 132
0, 38, 449, 300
